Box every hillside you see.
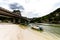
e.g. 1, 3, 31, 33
30, 8, 60, 24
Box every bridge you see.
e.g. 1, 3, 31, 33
0, 7, 28, 24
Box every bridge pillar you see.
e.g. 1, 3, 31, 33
18, 19, 21, 24
9, 18, 21, 24
13, 18, 16, 24
15, 18, 20, 24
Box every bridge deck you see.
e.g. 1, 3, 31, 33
0, 7, 21, 18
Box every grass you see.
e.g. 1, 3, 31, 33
19, 24, 28, 29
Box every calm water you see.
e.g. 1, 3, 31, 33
29, 23, 60, 38
39, 24, 60, 36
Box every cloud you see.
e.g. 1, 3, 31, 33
0, 0, 60, 18
0, 0, 10, 10
9, 3, 24, 11
27, 12, 39, 18
27, 13, 39, 18
22, 11, 39, 18
23, 0, 60, 17
54, 2, 60, 8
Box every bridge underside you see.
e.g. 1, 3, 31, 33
0, 15, 21, 24
0, 7, 29, 24
0, 8, 21, 24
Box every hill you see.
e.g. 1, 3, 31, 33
30, 8, 60, 24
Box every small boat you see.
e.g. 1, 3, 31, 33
31, 25, 43, 31
39, 27, 43, 31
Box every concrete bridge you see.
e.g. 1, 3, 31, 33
0, 7, 28, 24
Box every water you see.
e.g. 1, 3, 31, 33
28, 23, 60, 40
40, 24, 60, 33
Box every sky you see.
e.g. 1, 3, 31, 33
0, 0, 60, 18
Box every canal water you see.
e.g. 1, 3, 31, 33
39, 24, 60, 37
28, 23, 60, 40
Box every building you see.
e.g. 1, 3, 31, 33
0, 7, 29, 24
0, 7, 28, 24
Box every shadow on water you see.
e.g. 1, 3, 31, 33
33, 28, 43, 31
28, 28, 43, 33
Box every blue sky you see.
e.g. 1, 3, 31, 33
0, 0, 60, 18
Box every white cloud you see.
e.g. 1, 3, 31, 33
22, 12, 39, 18
24, 0, 60, 16
0, 0, 60, 18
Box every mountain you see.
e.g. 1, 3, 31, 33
30, 8, 60, 24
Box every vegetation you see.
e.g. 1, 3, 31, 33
20, 17, 29, 25
30, 8, 60, 24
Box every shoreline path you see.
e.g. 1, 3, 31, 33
0, 23, 60, 40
